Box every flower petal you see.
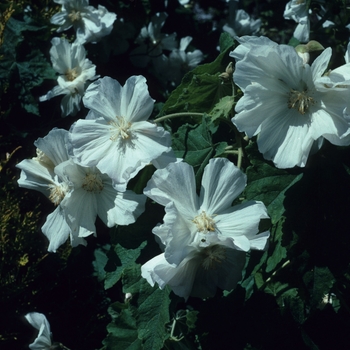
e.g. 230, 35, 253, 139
83, 76, 122, 121
120, 76, 155, 122
215, 201, 270, 251
199, 158, 246, 214
42, 206, 71, 252
144, 161, 199, 218
25, 312, 52, 349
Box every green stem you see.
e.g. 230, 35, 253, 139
224, 150, 239, 155
153, 112, 204, 123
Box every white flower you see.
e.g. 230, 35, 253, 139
142, 244, 246, 300
39, 37, 98, 117
25, 312, 52, 350
230, 36, 350, 168
154, 36, 204, 85
50, 0, 116, 44
17, 128, 146, 252
223, 1, 261, 37
143, 158, 270, 266
68, 76, 172, 192
130, 12, 177, 68
284, 0, 310, 42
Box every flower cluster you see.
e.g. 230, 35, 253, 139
17, 127, 146, 252
141, 158, 270, 299
12, 1, 350, 348
130, 12, 204, 85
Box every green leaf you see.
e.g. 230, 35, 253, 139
0, 18, 54, 115
209, 95, 235, 122
104, 241, 147, 290
186, 310, 198, 330
219, 32, 235, 52
244, 142, 303, 224
160, 46, 233, 116
266, 218, 287, 273
122, 265, 171, 350
103, 301, 142, 350
311, 266, 335, 308
172, 115, 227, 187
105, 263, 171, 350
92, 244, 110, 282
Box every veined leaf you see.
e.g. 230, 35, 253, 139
104, 241, 146, 290
123, 264, 171, 350
244, 142, 303, 224
160, 46, 233, 116
172, 115, 227, 188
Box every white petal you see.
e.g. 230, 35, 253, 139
163, 206, 197, 265
101, 187, 146, 226
42, 206, 71, 252
63, 188, 97, 238
144, 161, 199, 218
25, 312, 52, 349
199, 158, 246, 214
83, 77, 122, 121
34, 128, 70, 166
293, 20, 310, 43
310, 108, 350, 146
152, 148, 181, 169
120, 76, 155, 122
233, 83, 289, 137
257, 109, 312, 168
214, 201, 269, 251
179, 36, 192, 51
248, 230, 270, 250
16, 159, 55, 198
60, 91, 81, 117
311, 48, 332, 81
69, 118, 115, 168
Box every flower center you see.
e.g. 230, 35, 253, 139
82, 173, 104, 193
68, 10, 81, 22
65, 67, 79, 82
201, 245, 226, 270
288, 89, 315, 114
109, 116, 132, 141
48, 182, 70, 205
193, 211, 216, 233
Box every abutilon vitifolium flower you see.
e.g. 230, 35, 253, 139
230, 36, 350, 169
39, 37, 98, 117
129, 12, 177, 68
68, 75, 172, 192
50, 0, 116, 44
141, 158, 270, 300
284, 0, 310, 42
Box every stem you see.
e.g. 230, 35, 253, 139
258, 260, 291, 292
169, 317, 184, 342
153, 112, 204, 123
232, 124, 243, 169
224, 150, 239, 155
